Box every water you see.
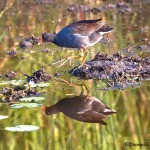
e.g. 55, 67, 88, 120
0, 0, 150, 150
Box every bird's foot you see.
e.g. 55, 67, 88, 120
51, 56, 71, 67
51, 55, 79, 67
71, 56, 87, 75
71, 63, 84, 75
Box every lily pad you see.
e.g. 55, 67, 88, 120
36, 82, 50, 87
10, 103, 43, 108
28, 82, 50, 87
19, 96, 46, 102
30, 50, 36, 53
0, 80, 25, 86
0, 115, 9, 120
5, 125, 39, 132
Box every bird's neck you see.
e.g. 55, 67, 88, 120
49, 34, 57, 43
51, 34, 57, 42
42, 33, 57, 43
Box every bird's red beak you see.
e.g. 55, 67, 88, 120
42, 105, 46, 111
39, 36, 43, 45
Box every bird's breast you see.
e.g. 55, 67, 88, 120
54, 33, 90, 48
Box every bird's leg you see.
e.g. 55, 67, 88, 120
53, 77, 91, 96
53, 77, 72, 86
71, 47, 89, 75
81, 47, 89, 65
79, 49, 84, 57
53, 77, 82, 87
80, 81, 91, 97
51, 47, 88, 68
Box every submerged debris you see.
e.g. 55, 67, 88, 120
121, 43, 150, 54
68, 4, 90, 12
116, 2, 131, 13
35, 0, 55, 4
42, 48, 50, 53
134, 43, 150, 51
70, 53, 150, 86
0, 86, 41, 102
23, 68, 51, 83
21, 0, 55, 6
19, 35, 41, 48
100, 37, 113, 45
5, 48, 17, 56
54, 72, 60, 77
68, 2, 131, 14
90, 4, 116, 14
5, 71, 17, 79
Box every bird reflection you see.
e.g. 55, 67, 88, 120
43, 86, 116, 125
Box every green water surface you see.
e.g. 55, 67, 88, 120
0, 0, 150, 150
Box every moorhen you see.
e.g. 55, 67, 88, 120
42, 18, 113, 66
42, 93, 116, 125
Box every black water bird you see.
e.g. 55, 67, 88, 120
41, 18, 113, 66
42, 93, 116, 125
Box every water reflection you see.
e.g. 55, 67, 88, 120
0, 0, 150, 149
43, 86, 116, 125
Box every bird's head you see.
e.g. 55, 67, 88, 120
41, 32, 56, 43
42, 105, 58, 115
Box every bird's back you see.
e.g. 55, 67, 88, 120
54, 19, 106, 48
57, 95, 92, 115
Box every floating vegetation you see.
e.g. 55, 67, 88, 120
0, 80, 25, 86
41, 48, 51, 53
19, 34, 41, 48
0, 115, 9, 120
5, 71, 17, 79
68, 2, 131, 14
70, 53, 150, 89
5, 48, 17, 56
0, 86, 42, 102
19, 96, 46, 102
116, 2, 131, 13
0, 69, 51, 102
67, 4, 90, 12
134, 43, 150, 52
121, 43, 150, 54
21, 0, 56, 6
99, 81, 141, 91
10, 103, 43, 108
23, 68, 52, 83
5, 125, 40, 132
27, 82, 50, 88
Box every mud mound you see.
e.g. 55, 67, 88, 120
70, 53, 150, 83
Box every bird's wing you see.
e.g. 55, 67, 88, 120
68, 19, 105, 36
77, 110, 107, 125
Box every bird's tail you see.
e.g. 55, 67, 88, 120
98, 24, 113, 35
